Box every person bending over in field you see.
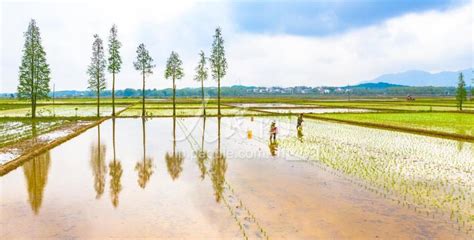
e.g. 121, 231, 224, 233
269, 122, 277, 142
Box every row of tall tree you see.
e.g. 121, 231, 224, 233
18, 19, 227, 118
17, 19, 472, 118
86, 25, 227, 117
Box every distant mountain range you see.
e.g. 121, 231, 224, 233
349, 82, 406, 89
364, 68, 473, 87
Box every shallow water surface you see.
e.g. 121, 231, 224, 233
261, 108, 375, 114
0, 117, 470, 239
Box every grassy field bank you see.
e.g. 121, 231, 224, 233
315, 112, 474, 138
1, 97, 472, 142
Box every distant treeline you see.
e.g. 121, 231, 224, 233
0, 85, 459, 98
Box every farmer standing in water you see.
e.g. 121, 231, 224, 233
269, 121, 277, 142
269, 121, 278, 156
297, 113, 304, 130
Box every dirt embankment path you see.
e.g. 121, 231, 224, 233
0, 118, 108, 176
0, 105, 133, 176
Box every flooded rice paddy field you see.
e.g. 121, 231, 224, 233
258, 108, 376, 114
118, 107, 263, 117
0, 117, 472, 239
0, 119, 69, 148
228, 103, 308, 108
0, 105, 128, 117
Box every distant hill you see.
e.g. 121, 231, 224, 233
349, 82, 405, 89
365, 68, 473, 87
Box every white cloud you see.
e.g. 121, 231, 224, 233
1, 0, 224, 92
227, 3, 473, 87
1, 0, 472, 92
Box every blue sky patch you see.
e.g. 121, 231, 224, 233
231, 0, 466, 36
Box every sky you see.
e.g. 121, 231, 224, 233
0, 0, 473, 92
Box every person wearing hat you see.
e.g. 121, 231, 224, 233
269, 121, 277, 142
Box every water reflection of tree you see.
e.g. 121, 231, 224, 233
135, 118, 154, 189
90, 125, 107, 199
456, 128, 466, 152
166, 117, 184, 180
195, 117, 208, 180
22, 151, 51, 215
109, 118, 122, 207
211, 117, 227, 202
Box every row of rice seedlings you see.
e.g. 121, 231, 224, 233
0, 106, 125, 117
176, 118, 269, 239
0, 120, 68, 147
277, 119, 473, 234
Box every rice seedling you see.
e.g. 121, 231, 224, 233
275, 118, 473, 232
0, 119, 70, 148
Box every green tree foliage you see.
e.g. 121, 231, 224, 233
17, 19, 51, 118
455, 72, 467, 110
87, 34, 107, 117
194, 50, 208, 115
165, 51, 184, 117
210, 27, 227, 116
133, 43, 155, 117
107, 24, 122, 116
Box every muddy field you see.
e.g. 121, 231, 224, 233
0, 117, 471, 239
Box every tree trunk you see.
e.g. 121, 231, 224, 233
142, 70, 145, 117
201, 79, 205, 115
32, 99, 36, 118
97, 76, 100, 118
217, 75, 221, 116
112, 72, 115, 117
31, 38, 36, 119
173, 76, 176, 117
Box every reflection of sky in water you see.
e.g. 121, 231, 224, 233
0, 117, 471, 239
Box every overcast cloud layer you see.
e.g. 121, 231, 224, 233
1, 0, 473, 92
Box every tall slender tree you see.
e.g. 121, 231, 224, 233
133, 43, 155, 117
210, 27, 227, 116
107, 25, 122, 117
194, 50, 208, 115
165, 51, 184, 117
17, 19, 51, 118
456, 72, 467, 111
87, 34, 107, 117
